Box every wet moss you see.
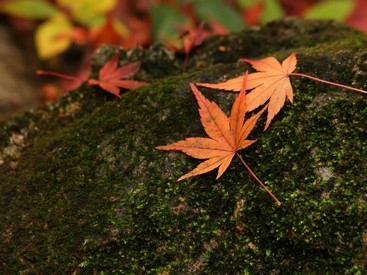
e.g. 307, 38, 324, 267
1, 19, 367, 273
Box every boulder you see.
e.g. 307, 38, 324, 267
1, 19, 366, 273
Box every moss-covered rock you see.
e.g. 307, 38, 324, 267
1, 19, 367, 273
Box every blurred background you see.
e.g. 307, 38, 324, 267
0, 0, 366, 120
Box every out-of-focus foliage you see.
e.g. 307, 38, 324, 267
150, 3, 188, 46
190, 0, 244, 32
1, 0, 58, 19
0, 0, 365, 100
1, 0, 365, 60
304, 0, 354, 21
57, 0, 117, 27
260, 0, 284, 23
1, 0, 122, 59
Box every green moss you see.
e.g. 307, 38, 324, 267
1, 19, 367, 273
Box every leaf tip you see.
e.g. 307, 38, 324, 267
240, 57, 253, 64
240, 70, 249, 93
177, 174, 189, 181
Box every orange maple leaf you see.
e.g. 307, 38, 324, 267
198, 53, 367, 130
88, 51, 148, 97
198, 53, 297, 130
157, 74, 280, 205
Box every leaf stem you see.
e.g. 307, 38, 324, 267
236, 152, 281, 206
37, 70, 85, 82
182, 54, 189, 73
290, 72, 367, 95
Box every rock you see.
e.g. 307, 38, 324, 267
0, 19, 367, 273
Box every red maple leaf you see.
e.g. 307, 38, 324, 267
87, 50, 148, 97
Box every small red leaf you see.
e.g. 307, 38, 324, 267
88, 50, 148, 97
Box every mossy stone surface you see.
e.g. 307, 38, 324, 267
1, 19, 367, 273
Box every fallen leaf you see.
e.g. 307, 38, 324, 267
198, 53, 297, 130
87, 51, 148, 97
157, 76, 280, 204
157, 74, 264, 180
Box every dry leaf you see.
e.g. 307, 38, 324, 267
198, 53, 297, 130
157, 74, 264, 180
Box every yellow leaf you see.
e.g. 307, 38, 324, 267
35, 14, 73, 59
57, 0, 117, 27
